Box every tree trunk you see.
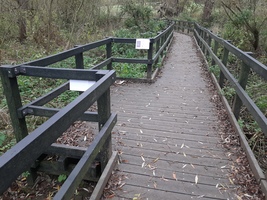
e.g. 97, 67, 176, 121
16, 0, 29, 43
252, 28, 259, 51
202, 0, 214, 23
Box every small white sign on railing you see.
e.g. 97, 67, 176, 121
135, 39, 150, 50
69, 80, 96, 92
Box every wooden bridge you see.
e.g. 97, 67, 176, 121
1, 20, 267, 199
109, 33, 235, 200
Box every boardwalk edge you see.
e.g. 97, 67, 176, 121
89, 151, 118, 200
194, 34, 267, 198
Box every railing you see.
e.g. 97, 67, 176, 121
0, 64, 117, 198
174, 20, 267, 194
93, 22, 174, 81
0, 21, 175, 198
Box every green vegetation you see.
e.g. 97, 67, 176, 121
58, 174, 68, 183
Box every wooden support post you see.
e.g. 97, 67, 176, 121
206, 34, 212, 57
147, 41, 154, 80
155, 38, 160, 67
211, 40, 219, 66
188, 22, 191, 34
219, 47, 229, 88
0, 65, 37, 186
0, 65, 28, 142
106, 41, 112, 70
200, 31, 205, 51
232, 53, 252, 119
75, 53, 84, 69
194, 23, 199, 44
96, 73, 112, 172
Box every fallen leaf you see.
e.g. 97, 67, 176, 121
235, 195, 242, 200
173, 172, 177, 181
183, 152, 187, 157
195, 175, 198, 184
161, 176, 169, 181
182, 164, 187, 168
118, 182, 126, 189
141, 162, 145, 168
153, 157, 159, 163
140, 129, 143, 134
107, 193, 115, 198
141, 155, 145, 162
181, 143, 184, 148
191, 164, 195, 169
153, 181, 157, 188
153, 170, 156, 176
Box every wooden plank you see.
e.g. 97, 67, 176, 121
118, 163, 231, 187
114, 172, 233, 199
112, 184, 217, 200
118, 150, 230, 176
114, 138, 229, 159
114, 122, 219, 136
116, 111, 218, 122
113, 126, 220, 143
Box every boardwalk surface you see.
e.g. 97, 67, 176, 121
110, 33, 235, 200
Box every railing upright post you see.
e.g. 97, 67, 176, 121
147, 41, 154, 79
219, 46, 230, 88
200, 30, 205, 51
182, 21, 185, 33
96, 73, 112, 172
187, 22, 190, 34
106, 40, 112, 70
0, 65, 28, 142
206, 34, 212, 57
75, 48, 84, 69
194, 23, 199, 44
211, 40, 219, 66
155, 36, 161, 66
232, 52, 252, 119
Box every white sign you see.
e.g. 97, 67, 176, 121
135, 39, 150, 50
69, 80, 96, 92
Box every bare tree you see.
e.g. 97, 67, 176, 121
221, 0, 267, 51
15, 0, 30, 43
202, 0, 214, 24
159, 0, 187, 17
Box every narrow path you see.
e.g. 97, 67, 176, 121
110, 33, 235, 200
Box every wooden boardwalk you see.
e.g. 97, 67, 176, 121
110, 33, 235, 200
